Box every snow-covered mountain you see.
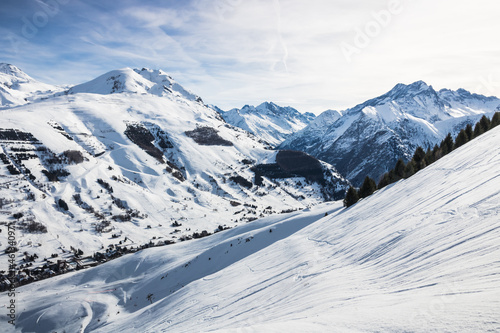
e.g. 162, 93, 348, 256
67, 67, 202, 102
280, 81, 500, 186
0, 66, 349, 273
0, 63, 62, 108
10, 115, 500, 333
219, 102, 316, 146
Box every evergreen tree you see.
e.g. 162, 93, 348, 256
388, 169, 397, 183
412, 146, 426, 171
394, 159, 406, 179
343, 186, 359, 208
465, 123, 473, 141
491, 112, 500, 129
473, 122, 484, 138
424, 146, 435, 166
377, 172, 391, 189
454, 129, 468, 149
440, 133, 454, 155
404, 161, 416, 178
479, 115, 491, 133
432, 144, 443, 162
359, 176, 377, 199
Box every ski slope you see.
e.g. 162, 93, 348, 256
7, 123, 500, 332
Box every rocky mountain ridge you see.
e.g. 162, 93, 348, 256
280, 80, 500, 185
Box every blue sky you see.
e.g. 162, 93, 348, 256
1, 0, 500, 114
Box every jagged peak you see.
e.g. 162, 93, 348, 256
226, 102, 315, 125
257, 101, 280, 109
320, 109, 343, 118
301, 109, 343, 133
438, 87, 500, 102
344, 80, 444, 119
240, 101, 303, 117
386, 80, 436, 98
235, 102, 315, 124
256, 101, 290, 114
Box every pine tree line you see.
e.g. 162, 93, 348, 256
344, 112, 500, 208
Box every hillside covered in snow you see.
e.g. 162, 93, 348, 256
0, 64, 349, 282
6, 105, 500, 333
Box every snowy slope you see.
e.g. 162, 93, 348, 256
220, 102, 316, 146
9, 122, 500, 332
281, 81, 500, 186
0, 64, 62, 108
0, 66, 349, 275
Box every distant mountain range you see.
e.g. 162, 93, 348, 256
218, 102, 316, 146
280, 81, 500, 185
217, 80, 500, 186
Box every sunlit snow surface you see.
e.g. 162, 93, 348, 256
6, 126, 500, 332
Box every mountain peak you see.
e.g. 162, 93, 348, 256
0, 63, 21, 74
255, 101, 290, 115
67, 68, 150, 95
439, 87, 499, 102
0, 63, 59, 108
281, 79, 500, 186
249, 102, 315, 123
221, 102, 316, 146
345, 80, 441, 120
387, 80, 435, 99
67, 67, 200, 102
0, 63, 33, 81
257, 101, 279, 109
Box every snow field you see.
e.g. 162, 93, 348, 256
6, 124, 500, 332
